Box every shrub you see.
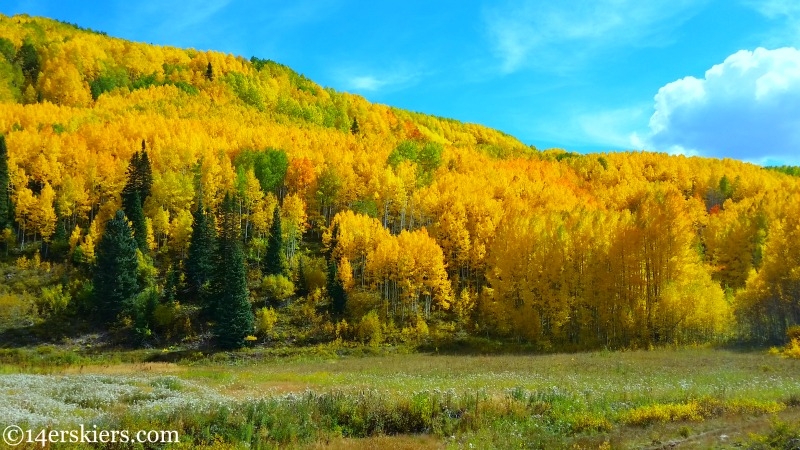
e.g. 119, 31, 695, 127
255, 307, 278, 337
357, 311, 382, 346
621, 401, 703, 426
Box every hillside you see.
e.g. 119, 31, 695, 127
1, 14, 799, 350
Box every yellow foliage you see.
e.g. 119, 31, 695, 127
255, 307, 278, 336
783, 339, 800, 359
2, 14, 799, 349
621, 401, 704, 426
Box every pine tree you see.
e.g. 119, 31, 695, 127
205, 62, 214, 81
328, 259, 347, 317
126, 191, 148, 252
16, 40, 40, 83
93, 210, 140, 324
121, 149, 153, 214
296, 255, 309, 298
210, 193, 254, 349
139, 149, 152, 201
121, 148, 153, 253
264, 204, 286, 275
185, 194, 216, 304
162, 264, 179, 305
325, 223, 346, 316
0, 135, 10, 231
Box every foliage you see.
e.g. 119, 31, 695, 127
92, 210, 140, 324
0, 135, 10, 230
263, 204, 286, 276
210, 193, 254, 349
185, 194, 216, 305
255, 306, 278, 336
0, 14, 799, 349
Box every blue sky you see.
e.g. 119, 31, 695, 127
3, 0, 800, 165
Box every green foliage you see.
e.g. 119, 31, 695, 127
262, 274, 294, 305
0, 54, 24, 102
211, 193, 254, 349
130, 72, 160, 90
316, 164, 341, 222
747, 419, 800, 449
263, 205, 286, 276
93, 210, 140, 324
132, 287, 159, 342
387, 140, 443, 184
205, 61, 214, 81
125, 191, 148, 253
89, 67, 130, 100
327, 259, 347, 317
36, 284, 70, 317
121, 149, 153, 220
0, 37, 15, 62
224, 71, 266, 110
185, 194, 216, 305
765, 165, 800, 177
234, 148, 288, 195
356, 310, 382, 345
16, 39, 40, 83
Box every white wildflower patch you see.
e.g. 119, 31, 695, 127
0, 374, 232, 427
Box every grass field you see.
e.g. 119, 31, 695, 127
1, 345, 799, 448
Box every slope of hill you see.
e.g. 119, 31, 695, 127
1, 14, 799, 350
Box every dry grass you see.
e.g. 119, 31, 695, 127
304, 434, 445, 450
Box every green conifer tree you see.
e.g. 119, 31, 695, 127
185, 194, 216, 305
93, 210, 140, 324
205, 62, 214, 81
264, 204, 286, 276
127, 191, 148, 252
211, 193, 254, 349
327, 259, 347, 317
296, 255, 309, 298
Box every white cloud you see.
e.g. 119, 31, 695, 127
744, 0, 800, 47
646, 47, 800, 165
335, 65, 423, 94
576, 105, 650, 149
483, 0, 705, 73
348, 76, 385, 92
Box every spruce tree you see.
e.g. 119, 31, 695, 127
121, 149, 153, 214
121, 148, 153, 253
210, 193, 253, 349
326, 223, 346, 316
0, 135, 10, 231
185, 194, 216, 304
327, 259, 347, 317
205, 62, 214, 81
127, 191, 148, 252
16, 40, 40, 83
93, 210, 140, 324
162, 264, 179, 305
139, 149, 152, 201
263, 204, 286, 276
296, 256, 309, 298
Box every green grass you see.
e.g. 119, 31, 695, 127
1, 346, 799, 448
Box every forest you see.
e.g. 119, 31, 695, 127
1, 14, 800, 352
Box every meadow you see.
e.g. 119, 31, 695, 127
1, 345, 799, 449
